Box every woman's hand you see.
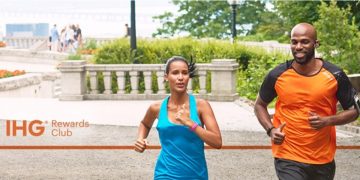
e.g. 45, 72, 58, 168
175, 104, 193, 127
134, 139, 149, 153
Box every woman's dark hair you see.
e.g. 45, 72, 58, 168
165, 56, 196, 78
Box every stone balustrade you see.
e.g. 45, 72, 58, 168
84, 37, 115, 46
3, 37, 115, 49
4, 36, 47, 49
58, 59, 239, 101
3, 37, 291, 55
0, 72, 60, 98
238, 40, 291, 55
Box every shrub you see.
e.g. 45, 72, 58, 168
68, 54, 82, 60
0, 41, 6, 47
80, 39, 98, 55
0, 70, 25, 78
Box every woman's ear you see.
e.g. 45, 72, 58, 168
164, 74, 168, 82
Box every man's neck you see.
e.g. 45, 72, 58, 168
292, 58, 322, 76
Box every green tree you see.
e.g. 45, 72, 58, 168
246, 7, 288, 42
274, 0, 360, 30
152, 0, 267, 38
252, 0, 360, 43
275, 0, 320, 29
314, 0, 360, 73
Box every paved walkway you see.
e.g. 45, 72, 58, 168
0, 97, 263, 131
0, 57, 58, 73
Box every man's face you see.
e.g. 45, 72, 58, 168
290, 29, 317, 65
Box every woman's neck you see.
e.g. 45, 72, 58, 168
169, 93, 188, 106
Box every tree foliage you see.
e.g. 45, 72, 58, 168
152, 0, 360, 42
314, 0, 360, 73
152, 0, 267, 38
274, 0, 360, 31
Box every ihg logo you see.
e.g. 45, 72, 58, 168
5, 120, 45, 136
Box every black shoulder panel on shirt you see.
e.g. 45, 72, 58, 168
323, 61, 356, 110
259, 60, 292, 103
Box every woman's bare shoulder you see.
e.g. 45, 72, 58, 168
148, 101, 162, 113
195, 98, 211, 109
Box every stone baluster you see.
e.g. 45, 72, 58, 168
23, 38, 26, 48
143, 71, 152, 94
103, 71, 112, 94
116, 71, 126, 94
89, 71, 98, 94
24, 39, 28, 48
187, 78, 193, 93
157, 71, 165, 94
16, 39, 20, 48
130, 71, 139, 94
198, 70, 207, 94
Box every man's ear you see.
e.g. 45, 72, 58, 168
314, 40, 320, 48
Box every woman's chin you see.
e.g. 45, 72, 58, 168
172, 88, 187, 94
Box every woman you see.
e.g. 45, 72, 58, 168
134, 56, 222, 179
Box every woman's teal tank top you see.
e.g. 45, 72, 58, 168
154, 94, 208, 180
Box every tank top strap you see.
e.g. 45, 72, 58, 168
189, 94, 201, 125
158, 96, 170, 125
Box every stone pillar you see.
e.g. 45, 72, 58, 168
198, 70, 207, 94
210, 59, 239, 101
143, 71, 152, 94
116, 71, 126, 94
129, 71, 139, 94
349, 74, 360, 92
89, 71, 98, 94
103, 71, 112, 94
58, 60, 86, 101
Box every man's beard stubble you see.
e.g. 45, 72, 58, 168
293, 49, 315, 65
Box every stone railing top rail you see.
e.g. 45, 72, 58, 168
0, 72, 60, 91
0, 48, 68, 60
4, 36, 291, 48
0, 73, 42, 91
81, 60, 237, 72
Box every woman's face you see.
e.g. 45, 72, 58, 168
165, 60, 189, 93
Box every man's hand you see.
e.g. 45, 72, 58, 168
270, 123, 286, 145
134, 139, 148, 153
309, 111, 330, 130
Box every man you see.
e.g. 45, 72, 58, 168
124, 23, 131, 37
50, 24, 59, 52
74, 24, 82, 49
254, 23, 359, 180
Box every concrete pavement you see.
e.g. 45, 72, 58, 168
0, 97, 263, 131
0, 125, 359, 180
1, 57, 59, 73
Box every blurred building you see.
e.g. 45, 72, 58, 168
6, 23, 49, 37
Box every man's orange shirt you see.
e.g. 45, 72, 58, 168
260, 59, 356, 164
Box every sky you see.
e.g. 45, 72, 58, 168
0, 0, 178, 38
